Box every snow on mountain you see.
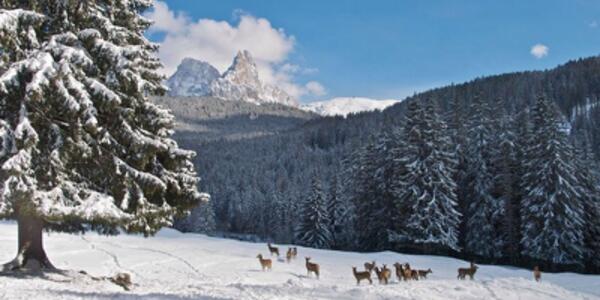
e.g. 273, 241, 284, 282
165, 58, 220, 97
301, 97, 400, 117
166, 50, 298, 107
1, 221, 598, 300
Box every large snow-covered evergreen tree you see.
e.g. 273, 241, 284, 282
464, 96, 506, 258
0, 1, 205, 270
573, 135, 600, 268
493, 112, 521, 262
520, 96, 585, 265
394, 100, 461, 252
347, 140, 382, 250
326, 174, 350, 249
295, 174, 331, 249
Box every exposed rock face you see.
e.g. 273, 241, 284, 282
166, 58, 220, 97
166, 50, 297, 107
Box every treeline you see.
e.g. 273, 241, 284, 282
337, 96, 600, 272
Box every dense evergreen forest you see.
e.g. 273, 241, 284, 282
167, 56, 600, 273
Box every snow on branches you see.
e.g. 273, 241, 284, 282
0, 1, 203, 235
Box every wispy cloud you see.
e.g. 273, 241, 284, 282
145, 1, 325, 99
530, 44, 549, 59
305, 81, 327, 96
590, 20, 598, 28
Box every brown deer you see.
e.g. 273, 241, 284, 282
256, 254, 272, 271
286, 248, 293, 263
352, 267, 372, 285
393, 262, 406, 282
457, 262, 478, 280
305, 257, 320, 279
404, 263, 419, 281
292, 247, 298, 259
533, 266, 541, 282
375, 265, 392, 284
364, 261, 376, 274
267, 243, 279, 256
418, 268, 433, 279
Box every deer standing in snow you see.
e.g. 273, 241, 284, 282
364, 261, 376, 274
457, 262, 478, 280
393, 263, 406, 282
267, 243, 279, 256
305, 257, 320, 279
256, 254, 272, 271
533, 266, 541, 282
418, 268, 432, 279
375, 265, 391, 284
352, 267, 372, 285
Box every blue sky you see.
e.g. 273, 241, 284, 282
147, 0, 600, 103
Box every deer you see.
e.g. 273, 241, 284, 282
305, 257, 320, 279
267, 243, 279, 256
256, 254, 272, 271
364, 261, 376, 274
375, 265, 391, 284
457, 262, 478, 280
393, 262, 406, 282
417, 268, 433, 279
291, 247, 298, 259
352, 267, 372, 285
404, 263, 419, 281
286, 248, 293, 263
533, 266, 541, 282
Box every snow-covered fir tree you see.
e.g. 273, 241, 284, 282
520, 96, 585, 265
572, 135, 600, 268
371, 128, 402, 249
493, 112, 521, 262
395, 100, 461, 252
347, 140, 383, 250
445, 96, 469, 250
388, 100, 422, 246
295, 174, 332, 249
326, 174, 348, 249
464, 96, 506, 258
0, 1, 205, 270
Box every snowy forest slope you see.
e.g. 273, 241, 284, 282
165, 55, 600, 273
151, 96, 316, 142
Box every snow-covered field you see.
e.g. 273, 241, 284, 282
0, 222, 598, 300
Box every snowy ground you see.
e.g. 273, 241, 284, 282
0, 222, 598, 300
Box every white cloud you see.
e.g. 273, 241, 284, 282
145, 1, 324, 99
305, 81, 327, 96
530, 44, 549, 59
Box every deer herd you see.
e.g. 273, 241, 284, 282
257, 243, 542, 285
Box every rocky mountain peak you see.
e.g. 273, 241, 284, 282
222, 50, 261, 87
166, 50, 297, 107
166, 58, 220, 97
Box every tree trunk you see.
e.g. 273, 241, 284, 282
3, 215, 55, 271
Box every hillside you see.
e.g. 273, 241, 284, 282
0, 222, 598, 300
152, 96, 316, 142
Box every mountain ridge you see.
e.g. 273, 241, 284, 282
166, 50, 297, 107
301, 97, 400, 116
